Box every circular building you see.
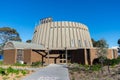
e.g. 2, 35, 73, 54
3, 17, 118, 65
32, 17, 93, 49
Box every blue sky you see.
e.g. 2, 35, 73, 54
0, 0, 120, 47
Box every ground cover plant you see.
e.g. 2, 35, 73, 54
69, 57, 120, 80
0, 67, 30, 80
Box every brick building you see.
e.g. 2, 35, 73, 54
3, 18, 118, 65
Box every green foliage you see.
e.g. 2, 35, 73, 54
7, 67, 14, 74
118, 39, 120, 47
71, 67, 80, 72
69, 63, 80, 72
69, 57, 120, 74
0, 67, 28, 76
21, 70, 27, 76
91, 38, 96, 47
13, 62, 26, 66
95, 57, 120, 66
0, 27, 21, 47
92, 38, 108, 48
14, 69, 20, 75
31, 61, 42, 67
107, 57, 120, 66
83, 65, 89, 70
0, 67, 6, 75
0, 61, 3, 65
70, 64, 101, 72
96, 39, 108, 74
26, 40, 32, 43
70, 63, 90, 72
90, 64, 101, 71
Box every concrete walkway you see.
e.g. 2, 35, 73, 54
21, 64, 70, 80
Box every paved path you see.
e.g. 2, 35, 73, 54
21, 64, 70, 80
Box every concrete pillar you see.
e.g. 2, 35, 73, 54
89, 49, 92, 65
47, 48, 50, 64
65, 47, 68, 64
84, 48, 88, 65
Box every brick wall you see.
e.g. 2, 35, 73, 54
45, 58, 55, 64
3, 48, 118, 65
89, 48, 118, 65
31, 50, 42, 63
107, 49, 113, 59
3, 49, 17, 64
24, 49, 32, 64
24, 49, 42, 64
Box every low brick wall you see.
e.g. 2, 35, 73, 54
3, 49, 17, 64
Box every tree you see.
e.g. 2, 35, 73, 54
96, 39, 108, 74
26, 40, 32, 43
118, 39, 120, 47
91, 38, 96, 47
0, 27, 21, 52
118, 39, 120, 53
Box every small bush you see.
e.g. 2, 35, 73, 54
0, 67, 6, 75
0, 61, 3, 65
105, 57, 120, 66
0, 67, 28, 77
21, 70, 27, 76
90, 64, 101, 71
83, 65, 89, 70
31, 61, 42, 67
13, 62, 26, 66
7, 67, 14, 74
14, 69, 20, 75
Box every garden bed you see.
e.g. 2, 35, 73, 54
69, 63, 120, 80
0, 67, 34, 80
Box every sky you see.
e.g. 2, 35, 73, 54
0, 0, 120, 47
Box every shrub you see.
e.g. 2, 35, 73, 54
83, 65, 89, 70
0, 67, 28, 77
14, 69, 20, 75
90, 64, 101, 71
31, 61, 42, 67
0, 67, 6, 75
21, 70, 27, 76
7, 67, 14, 74
13, 62, 26, 66
0, 61, 3, 65
106, 57, 120, 66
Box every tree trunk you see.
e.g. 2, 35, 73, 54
108, 63, 110, 73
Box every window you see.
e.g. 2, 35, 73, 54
17, 49, 24, 62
